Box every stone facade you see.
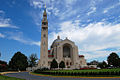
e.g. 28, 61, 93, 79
38, 9, 87, 69
38, 9, 48, 68
47, 36, 87, 69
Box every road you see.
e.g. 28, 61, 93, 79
5, 72, 120, 80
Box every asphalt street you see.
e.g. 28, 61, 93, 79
5, 72, 120, 80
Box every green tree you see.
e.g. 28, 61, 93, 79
107, 52, 120, 67
0, 60, 8, 71
97, 61, 107, 68
59, 61, 65, 69
9, 52, 28, 71
28, 53, 38, 67
102, 61, 108, 68
50, 59, 58, 69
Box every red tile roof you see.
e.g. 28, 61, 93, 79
79, 55, 84, 57
48, 55, 54, 57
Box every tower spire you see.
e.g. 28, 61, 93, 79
45, 3, 46, 9
43, 2, 47, 16
38, 0, 48, 68
44, 0, 46, 11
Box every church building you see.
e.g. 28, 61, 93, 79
38, 8, 87, 69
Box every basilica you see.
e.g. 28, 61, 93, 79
38, 9, 87, 69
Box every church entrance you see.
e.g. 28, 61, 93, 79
63, 43, 72, 58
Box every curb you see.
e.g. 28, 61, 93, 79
0, 71, 27, 75
29, 72, 120, 79
0, 72, 18, 75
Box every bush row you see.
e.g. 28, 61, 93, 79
34, 68, 49, 73
34, 71, 120, 76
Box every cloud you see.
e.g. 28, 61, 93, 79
0, 18, 18, 28
64, 0, 77, 7
31, 1, 44, 9
103, 2, 120, 13
7, 32, 40, 46
0, 10, 4, 14
87, 0, 97, 16
0, 33, 5, 38
0, 10, 19, 29
29, 0, 77, 20
59, 9, 77, 20
87, 7, 96, 16
32, 41, 41, 46
83, 51, 110, 60
48, 21, 120, 60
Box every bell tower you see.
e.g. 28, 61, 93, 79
39, 8, 48, 68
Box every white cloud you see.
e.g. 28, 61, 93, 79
32, 1, 44, 9
7, 32, 40, 46
83, 51, 110, 60
0, 10, 4, 14
48, 21, 120, 60
0, 13, 19, 28
30, 0, 77, 20
87, 7, 96, 16
65, 0, 77, 7
0, 33, 5, 38
87, 0, 97, 16
59, 8, 77, 20
31, 41, 41, 46
52, 8, 59, 16
103, 2, 120, 13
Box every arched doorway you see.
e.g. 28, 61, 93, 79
63, 44, 72, 58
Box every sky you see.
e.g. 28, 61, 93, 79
0, 0, 120, 63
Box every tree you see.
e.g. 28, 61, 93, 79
107, 52, 120, 67
9, 52, 28, 71
50, 59, 58, 69
59, 61, 65, 69
102, 61, 108, 68
28, 53, 38, 67
90, 60, 99, 65
0, 60, 8, 71
97, 61, 107, 68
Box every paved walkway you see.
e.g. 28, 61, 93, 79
5, 72, 120, 80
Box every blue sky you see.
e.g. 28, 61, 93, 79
0, 0, 120, 63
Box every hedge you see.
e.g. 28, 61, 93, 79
34, 69, 120, 76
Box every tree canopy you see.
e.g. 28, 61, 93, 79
50, 59, 58, 69
28, 53, 38, 67
107, 52, 120, 67
9, 52, 28, 71
0, 60, 8, 71
59, 61, 65, 69
97, 61, 108, 68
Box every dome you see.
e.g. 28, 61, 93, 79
51, 36, 62, 48
53, 38, 62, 43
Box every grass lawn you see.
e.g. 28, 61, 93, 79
0, 75, 25, 80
